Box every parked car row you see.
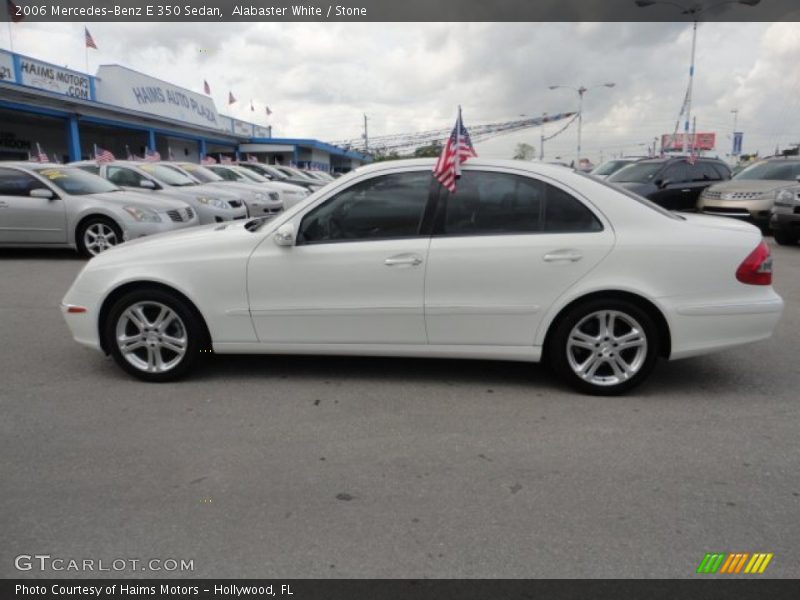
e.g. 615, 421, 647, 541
591, 155, 800, 244
0, 159, 322, 257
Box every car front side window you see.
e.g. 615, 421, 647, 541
297, 171, 432, 245
107, 167, 144, 187
0, 168, 48, 197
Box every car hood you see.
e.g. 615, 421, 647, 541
161, 184, 242, 201
706, 179, 794, 194
201, 181, 268, 195
88, 190, 189, 211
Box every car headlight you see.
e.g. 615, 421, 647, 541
775, 188, 798, 207
268, 192, 280, 202
196, 196, 230, 209
123, 206, 162, 222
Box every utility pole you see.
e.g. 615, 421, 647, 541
363, 114, 369, 153
540, 112, 547, 160
730, 108, 739, 159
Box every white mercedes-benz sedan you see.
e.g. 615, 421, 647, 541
61, 159, 784, 395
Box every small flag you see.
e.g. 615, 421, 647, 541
144, 149, 161, 162
201, 155, 217, 165
265, 106, 272, 116
51, 153, 60, 164
203, 80, 211, 95
7, 0, 24, 23
228, 91, 236, 105
84, 27, 98, 50
250, 100, 255, 112
433, 106, 478, 193
35, 143, 48, 162
247, 154, 258, 163
93, 144, 114, 163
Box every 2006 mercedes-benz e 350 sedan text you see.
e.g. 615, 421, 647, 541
62, 159, 784, 395
0, 163, 199, 256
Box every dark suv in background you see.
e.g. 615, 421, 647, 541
607, 157, 732, 211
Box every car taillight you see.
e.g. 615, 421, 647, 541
736, 240, 772, 285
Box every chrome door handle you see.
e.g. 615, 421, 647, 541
385, 255, 423, 266
543, 250, 583, 262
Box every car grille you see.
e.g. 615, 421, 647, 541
166, 207, 195, 222
703, 207, 751, 216
704, 190, 764, 200
229, 200, 243, 208
703, 190, 722, 199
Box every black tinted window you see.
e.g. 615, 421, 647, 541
298, 171, 431, 244
690, 162, 721, 182
0, 168, 47, 196
107, 166, 146, 187
440, 171, 600, 235
662, 162, 689, 183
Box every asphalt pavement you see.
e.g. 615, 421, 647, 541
1, 241, 799, 578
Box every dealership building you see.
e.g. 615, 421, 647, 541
0, 49, 368, 172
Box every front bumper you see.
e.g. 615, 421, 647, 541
697, 196, 774, 226
122, 217, 197, 241
245, 200, 284, 218
769, 208, 800, 232
61, 289, 103, 352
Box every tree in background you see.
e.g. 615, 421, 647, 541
513, 143, 536, 161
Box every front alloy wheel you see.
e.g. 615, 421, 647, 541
77, 218, 122, 257
104, 289, 206, 382
550, 299, 660, 395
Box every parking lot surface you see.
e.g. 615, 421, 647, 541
1, 242, 799, 578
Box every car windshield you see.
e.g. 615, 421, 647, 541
176, 164, 224, 183
279, 166, 314, 180
591, 160, 631, 176
733, 160, 800, 181
234, 167, 268, 183
607, 162, 664, 183
138, 163, 197, 186
34, 167, 120, 195
207, 166, 241, 181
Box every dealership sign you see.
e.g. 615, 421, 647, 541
661, 132, 717, 152
0, 51, 14, 83
18, 57, 91, 100
95, 65, 221, 130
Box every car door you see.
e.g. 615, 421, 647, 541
0, 167, 67, 244
424, 168, 614, 347
649, 162, 695, 210
247, 169, 434, 345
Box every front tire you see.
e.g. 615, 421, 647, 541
773, 230, 797, 246
548, 298, 660, 396
76, 216, 122, 258
103, 288, 206, 382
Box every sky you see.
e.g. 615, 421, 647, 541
3, 21, 800, 164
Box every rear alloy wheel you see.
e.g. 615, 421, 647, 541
104, 289, 206, 382
549, 299, 660, 395
773, 230, 798, 246
77, 217, 122, 257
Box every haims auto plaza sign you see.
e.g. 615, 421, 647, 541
19, 57, 91, 99
95, 65, 221, 130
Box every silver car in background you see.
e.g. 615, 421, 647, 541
73, 160, 248, 224
0, 162, 198, 257
206, 164, 311, 209
167, 162, 283, 218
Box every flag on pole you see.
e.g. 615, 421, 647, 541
7, 0, 24, 22
219, 154, 232, 164
228, 91, 236, 105
51, 153, 60, 164
201, 155, 217, 165
203, 80, 211, 95
433, 106, 478, 193
250, 100, 255, 112
167, 147, 174, 161
84, 27, 98, 49
144, 149, 161, 162
247, 154, 258, 163
93, 144, 114, 162
35, 143, 48, 162
265, 106, 272, 116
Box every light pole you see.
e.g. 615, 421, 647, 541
730, 108, 739, 160
634, 0, 761, 156
549, 83, 615, 167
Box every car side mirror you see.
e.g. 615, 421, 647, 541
30, 188, 55, 200
656, 178, 669, 189
139, 179, 156, 190
274, 222, 296, 247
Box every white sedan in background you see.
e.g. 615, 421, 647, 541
61, 159, 783, 395
206, 164, 311, 209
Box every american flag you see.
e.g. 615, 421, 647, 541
201, 155, 217, 165
144, 149, 160, 162
51, 153, 61, 164
7, 0, 24, 23
228, 91, 236, 105
433, 107, 477, 193
247, 155, 258, 163
203, 80, 211, 95
84, 27, 98, 50
265, 106, 272, 116
250, 100, 255, 112
94, 145, 115, 163
219, 155, 233, 164
35, 143, 48, 162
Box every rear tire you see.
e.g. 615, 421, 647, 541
76, 216, 123, 258
773, 230, 797, 246
103, 288, 206, 382
548, 298, 661, 396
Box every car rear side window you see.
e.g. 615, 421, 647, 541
0, 168, 48, 197
107, 166, 146, 187
297, 171, 432, 244
438, 171, 601, 235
